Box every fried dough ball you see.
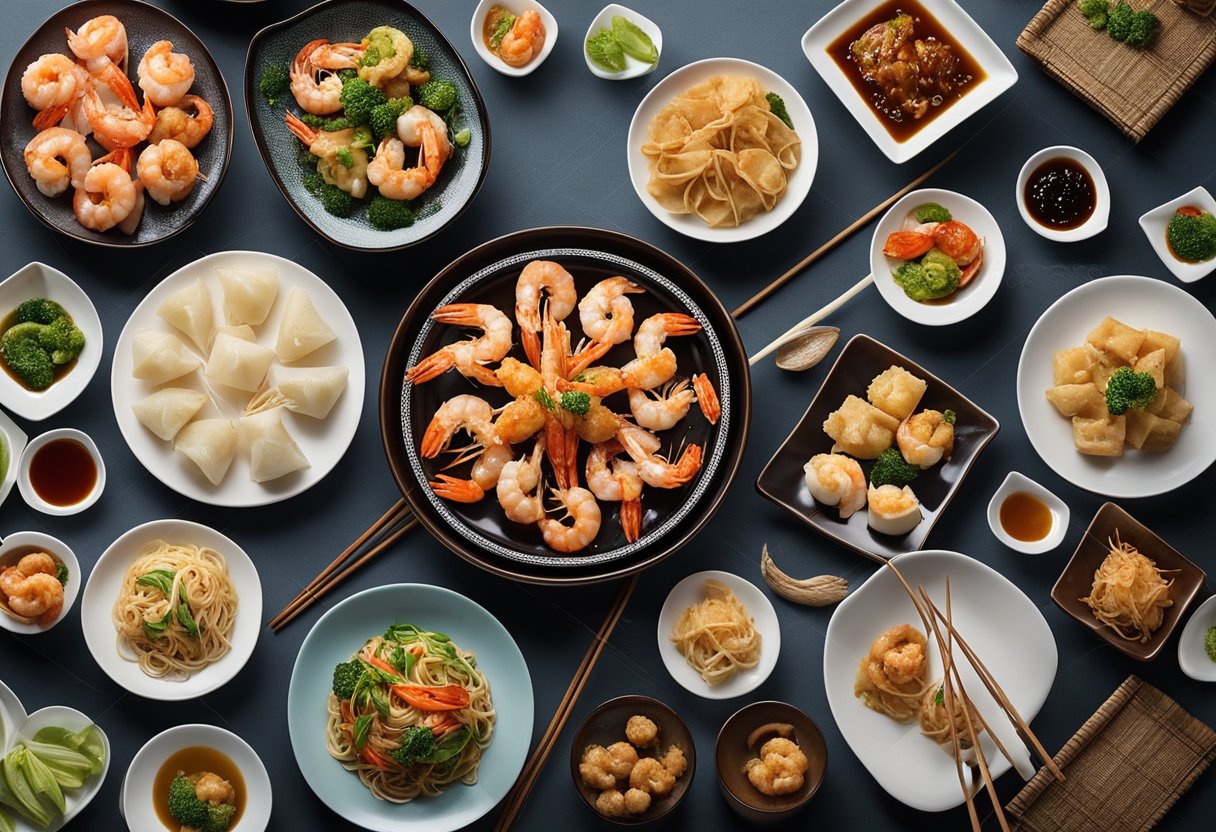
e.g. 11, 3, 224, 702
625, 714, 658, 748
595, 788, 627, 817
605, 741, 639, 778
629, 757, 675, 796
624, 787, 652, 814
745, 737, 808, 796
579, 744, 617, 789
659, 744, 687, 778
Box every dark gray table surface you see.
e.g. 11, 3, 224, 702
1, 0, 1215, 829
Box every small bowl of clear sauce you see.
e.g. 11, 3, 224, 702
18, 428, 105, 515
986, 471, 1069, 554
1016, 146, 1109, 242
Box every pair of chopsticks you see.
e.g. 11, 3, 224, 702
267, 499, 417, 631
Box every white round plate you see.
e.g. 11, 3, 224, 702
627, 57, 818, 243
0, 532, 81, 634
1016, 275, 1216, 498
80, 519, 262, 701
123, 724, 271, 832
288, 583, 533, 832
657, 570, 780, 700
824, 550, 1056, 812
869, 188, 1005, 326
1178, 594, 1216, 682
111, 250, 364, 507
6, 705, 111, 831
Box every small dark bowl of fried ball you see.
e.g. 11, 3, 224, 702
569, 695, 696, 824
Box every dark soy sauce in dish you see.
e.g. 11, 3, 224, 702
1024, 158, 1096, 230
29, 438, 95, 506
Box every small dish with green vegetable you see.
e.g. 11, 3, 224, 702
1177, 594, 1216, 682
583, 4, 662, 80
1138, 185, 1216, 284
469, 0, 558, 77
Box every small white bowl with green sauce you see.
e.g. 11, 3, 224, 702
1138, 185, 1216, 284
583, 5, 662, 80
1178, 594, 1216, 682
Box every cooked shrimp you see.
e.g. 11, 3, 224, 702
496, 439, 546, 524
137, 139, 198, 205
24, 127, 90, 197
366, 106, 450, 201
358, 27, 413, 87
692, 373, 721, 425
803, 453, 866, 519
540, 311, 579, 490
430, 436, 512, 503
660, 745, 687, 777
628, 380, 694, 431
419, 394, 495, 458
82, 78, 155, 149
73, 149, 138, 232
625, 715, 658, 747
0, 553, 64, 625
538, 487, 602, 553
193, 772, 235, 805
562, 350, 678, 397
516, 260, 576, 368
147, 95, 213, 148
137, 41, 194, 107
65, 15, 127, 66
617, 423, 702, 488
498, 10, 546, 68
883, 230, 935, 260
586, 440, 643, 541
605, 742, 639, 778
867, 624, 927, 688
494, 394, 547, 444
309, 41, 364, 70
634, 312, 699, 357
22, 54, 81, 112
289, 38, 343, 115
406, 304, 513, 385
29, 61, 91, 131
286, 113, 369, 198
579, 277, 643, 347
933, 220, 981, 265
896, 409, 955, 468
745, 737, 808, 796
580, 746, 617, 789
629, 757, 675, 796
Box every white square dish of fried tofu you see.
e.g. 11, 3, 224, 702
823, 394, 900, 459
866, 366, 926, 421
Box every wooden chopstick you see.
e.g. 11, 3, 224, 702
494, 574, 639, 832
748, 273, 874, 366
731, 148, 959, 319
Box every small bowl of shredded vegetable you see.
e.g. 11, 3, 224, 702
583, 5, 662, 80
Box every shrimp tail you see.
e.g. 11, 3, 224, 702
429, 474, 485, 503
667, 444, 703, 487
285, 111, 317, 146
463, 362, 504, 387
958, 246, 983, 288
33, 103, 70, 131
521, 329, 541, 371
91, 59, 140, 110
568, 338, 613, 379
431, 304, 485, 326
620, 498, 642, 543
692, 373, 720, 425
659, 313, 702, 338
545, 418, 579, 490
406, 350, 456, 385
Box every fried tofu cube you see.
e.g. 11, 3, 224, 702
1125, 410, 1182, 452
866, 366, 927, 421
823, 395, 900, 459
1086, 316, 1145, 364
1134, 348, 1166, 389
1052, 347, 1093, 386
1166, 350, 1185, 388
1071, 413, 1126, 456
1145, 387, 1193, 425
1086, 345, 1123, 393
1045, 383, 1104, 417
1139, 330, 1180, 364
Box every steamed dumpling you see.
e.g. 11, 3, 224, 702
216, 265, 279, 326
205, 331, 275, 392
240, 408, 309, 482
132, 330, 200, 385
210, 324, 256, 345
273, 365, 349, 419
132, 388, 209, 441
174, 418, 238, 485
157, 277, 213, 352
275, 287, 336, 362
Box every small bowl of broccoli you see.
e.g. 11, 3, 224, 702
1138, 185, 1216, 284
0, 263, 103, 421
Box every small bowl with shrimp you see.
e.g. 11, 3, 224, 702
869, 188, 1005, 327
0, 531, 81, 634
471, 0, 558, 77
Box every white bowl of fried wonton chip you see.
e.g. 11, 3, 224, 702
627, 57, 818, 243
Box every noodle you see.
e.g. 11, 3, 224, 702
670, 579, 761, 685
918, 681, 980, 755
1081, 533, 1174, 643
642, 75, 800, 228
325, 625, 495, 803
854, 624, 931, 723
112, 540, 238, 679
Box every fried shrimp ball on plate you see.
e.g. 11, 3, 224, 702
595, 788, 627, 817
579, 745, 617, 789
624, 787, 652, 814
659, 745, 687, 778
605, 741, 639, 778
625, 714, 658, 747
629, 757, 676, 796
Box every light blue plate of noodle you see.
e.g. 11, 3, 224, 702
288, 583, 533, 831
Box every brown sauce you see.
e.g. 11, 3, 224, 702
999, 492, 1053, 542
29, 438, 96, 507
1023, 158, 1095, 230
0, 310, 77, 392
827, 0, 985, 142
153, 746, 245, 831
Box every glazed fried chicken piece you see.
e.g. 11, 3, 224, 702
851, 14, 959, 120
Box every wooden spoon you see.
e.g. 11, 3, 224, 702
748, 273, 874, 368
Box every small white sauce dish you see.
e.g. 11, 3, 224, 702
0, 532, 81, 634
657, 570, 780, 700
470, 0, 558, 78
583, 4, 662, 80
986, 471, 1069, 555
1138, 186, 1216, 284
1016, 146, 1110, 242
1178, 594, 1216, 682
122, 723, 272, 831
18, 428, 106, 516
0, 262, 103, 421
0, 407, 27, 511
11, 705, 111, 829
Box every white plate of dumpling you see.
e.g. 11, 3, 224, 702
111, 251, 364, 506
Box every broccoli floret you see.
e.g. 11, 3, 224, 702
559, 391, 591, 416
870, 447, 920, 487
1205, 625, 1216, 663
168, 776, 209, 828
300, 113, 354, 132
339, 76, 386, 125
39, 317, 85, 365
1079, 0, 1110, 29
259, 63, 290, 107
302, 169, 325, 196
914, 202, 952, 224
388, 726, 437, 767
56, 562, 68, 586
765, 92, 794, 130
415, 80, 457, 114
2, 323, 54, 389
892, 248, 960, 302
1167, 210, 1216, 262
410, 48, 430, 71
335, 147, 354, 168
359, 28, 397, 69
1104, 367, 1157, 415
370, 98, 410, 140
1126, 10, 1159, 47
320, 183, 356, 217
367, 195, 418, 231
203, 801, 236, 832
1107, 1, 1135, 40
332, 659, 363, 699
351, 125, 374, 150
15, 298, 67, 325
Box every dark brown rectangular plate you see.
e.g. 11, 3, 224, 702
1051, 502, 1206, 661
755, 333, 999, 562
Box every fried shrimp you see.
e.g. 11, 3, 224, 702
745, 737, 808, 796
896, 409, 955, 468
579, 745, 617, 790
0, 552, 64, 625
625, 715, 658, 747
854, 623, 930, 723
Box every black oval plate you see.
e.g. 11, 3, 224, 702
244, 0, 490, 252
381, 227, 751, 585
0, 0, 233, 248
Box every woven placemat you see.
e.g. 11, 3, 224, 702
1006, 676, 1216, 832
1018, 0, 1216, 141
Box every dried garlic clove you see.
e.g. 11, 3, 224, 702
760, 544, 848, 606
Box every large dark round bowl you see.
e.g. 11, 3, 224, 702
0, 0, 233, 248
245, 0, 490, 252
380, 226, 751, 585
